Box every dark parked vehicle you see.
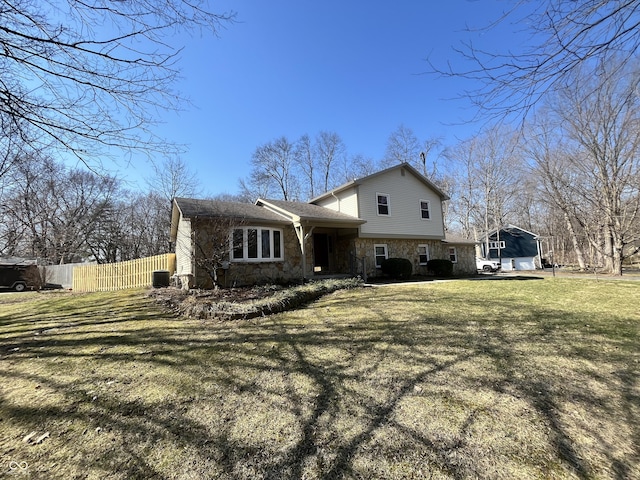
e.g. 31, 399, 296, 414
0, 264, 42, 291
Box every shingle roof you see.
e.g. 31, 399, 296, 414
257, 199, 365, 224
0, 257, 37, 266
442, 234, 478, 245
173, 197, 290, 224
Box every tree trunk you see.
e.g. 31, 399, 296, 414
563, 211, 586, 270
603, 227, 615, 273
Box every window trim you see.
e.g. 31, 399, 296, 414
230, 226, 284, 262
489, 241, 506, 249
418, 244, 430, 265
419, 199, 431, 220
376, 193, 390, 216
374, 244, 388, 268
448, 246, 458, 264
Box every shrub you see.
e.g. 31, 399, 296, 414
427, 259, 453, 277
380, 257, 413, 279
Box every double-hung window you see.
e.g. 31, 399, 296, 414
418, 244, 429, 265
419, 200, 430, 220
377, 193, 390, 216
231, 227, 283, 262
374, 244, 388, 268
448, 247, 458, 263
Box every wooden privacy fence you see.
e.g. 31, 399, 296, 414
73, 253, 176, 292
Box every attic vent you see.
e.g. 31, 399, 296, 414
400, 168, 405, 176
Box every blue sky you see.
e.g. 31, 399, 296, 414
125, 1, 525, 196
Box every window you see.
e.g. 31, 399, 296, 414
232, 229, 243, 260
230, 227, 284, 262
418, 244, 429, 265
489, 241, 505, 249
247, 228, 258, 259
419, 200, 430, 220
448, 247, 458, 263
273, 230, 282, 258
374, 244, 388, 268
261, 229, 271, 258
377, 193, 390, 215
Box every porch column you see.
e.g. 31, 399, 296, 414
294, 223, 314, 283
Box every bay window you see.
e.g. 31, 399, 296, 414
231, 227, 284, 262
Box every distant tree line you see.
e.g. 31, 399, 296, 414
0, 152, 198, 265
238, 125, 447, 202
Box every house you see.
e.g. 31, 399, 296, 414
170, 163, 477, 287
480, 225, 542, 271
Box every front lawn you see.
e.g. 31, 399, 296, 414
0, 278, 638, 479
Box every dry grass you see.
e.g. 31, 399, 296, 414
0, 278, 638, 479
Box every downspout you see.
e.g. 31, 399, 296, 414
331, 191, 341, 212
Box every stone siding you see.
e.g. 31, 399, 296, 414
431, 242, 477, 275
192, 220, 304, 288
351, 238, 476, 278
189, 217, 476, 287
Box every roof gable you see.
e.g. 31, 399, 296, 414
487, 224, 539, 239
309, 162, 450, 203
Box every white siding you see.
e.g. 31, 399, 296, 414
175, 217, 193, 275
357, 167, 445, 238
314, 188, 359, 217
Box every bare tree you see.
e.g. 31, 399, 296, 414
446, 127, 522, 246
339, 154, 380, 184
540, 59, 640, 274
420, 136, 444, 178
2, 155, 117, 263
294, 134, 318, 200
315, 131, 347, 193
432, 0, 640, 121
0, 116, 31, 186
144, 156, 202, 252
244, 137, 299, 201
0, 0, 234, 164
444, 138, 482, 238
148, 156, 201, 203
383, 124, 421, 166
183, 205, 247, 289
86, 191, 170, 263
523, 118, 589, 269
192, 219, 239, 289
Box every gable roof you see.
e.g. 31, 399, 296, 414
256, 199, 365, 227
173, 197, 290, 224
486, 224, 540, 239
309, 162, 450, 203
171, 197, 291, 242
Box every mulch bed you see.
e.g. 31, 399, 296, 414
148, 279, 363, 321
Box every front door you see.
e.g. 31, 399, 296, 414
313, 233, 330, 272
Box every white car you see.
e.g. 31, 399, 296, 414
476, 257, 501, 272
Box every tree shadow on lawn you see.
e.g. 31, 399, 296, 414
1, 289, 638, 479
